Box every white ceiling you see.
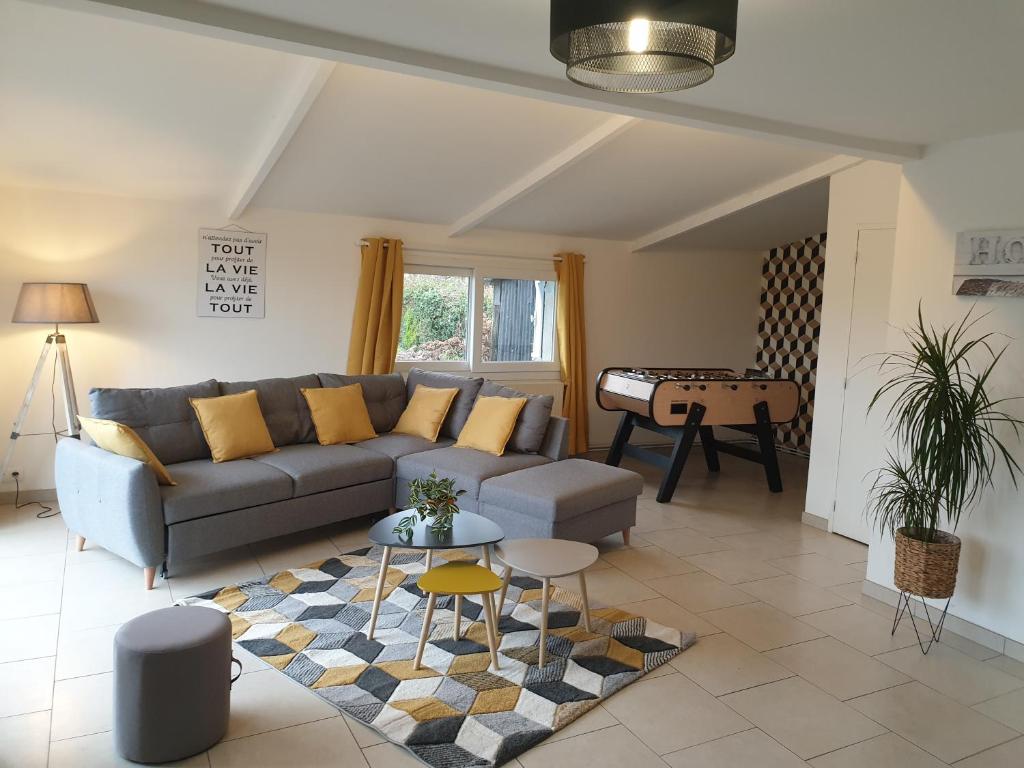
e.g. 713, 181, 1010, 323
185, 0, 1024, 149
10, 0, 962, 250
653, 179, 830, 252
483, 122, 831, 240
0, 0, 307, 201
249, 66, 609, 223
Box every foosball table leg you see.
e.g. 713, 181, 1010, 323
753, 401, 783, 493
699, 426, 720, 472
656, 404, 706, 503
605, 412, 635, 467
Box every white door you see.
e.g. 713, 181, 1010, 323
832, 228, 897, 543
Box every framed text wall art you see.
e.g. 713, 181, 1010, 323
197, 226, 267, 318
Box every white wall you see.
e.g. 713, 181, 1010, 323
0, 185, 762, 491
804, 162, 902, 522
863, 132, 1024, 644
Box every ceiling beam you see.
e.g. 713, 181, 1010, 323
449, 115, 637, 237
631, 155, 864, 252
226, 58, 335, 219
28, 0, 924, 163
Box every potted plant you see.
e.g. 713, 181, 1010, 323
393, 471, 466, 538
868, 306, 1022, 650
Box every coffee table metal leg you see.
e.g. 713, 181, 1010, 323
368, 545, 392, 641
481, 545, 491, 570
481, 591, 500, 670
578, 571, 592, 632
539, 576, 550, 668
414, 592, 437, 670
454, 595, 462, 640
497, 565, 512, 614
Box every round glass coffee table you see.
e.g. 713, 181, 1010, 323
365, 510, 504, 640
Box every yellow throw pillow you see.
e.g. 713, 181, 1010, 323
393, 385, 459, 442
301, 384, 378, 445
454, 395, 528, 456
78, 416, 176, 486
188, 389, 276, 463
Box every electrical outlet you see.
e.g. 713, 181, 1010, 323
5, 468, 21, 482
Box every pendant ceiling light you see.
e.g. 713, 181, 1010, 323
550, 0, 738, 94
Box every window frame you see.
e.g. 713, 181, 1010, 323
395, 255, 560, 377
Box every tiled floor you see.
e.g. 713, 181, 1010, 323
2, 452, 1023, 767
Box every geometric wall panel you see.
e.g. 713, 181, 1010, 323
755, 233, 826, 454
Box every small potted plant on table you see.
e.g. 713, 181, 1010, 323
393, 471, 466, 539
868, 306, 1022, 653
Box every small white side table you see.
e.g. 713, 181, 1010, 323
494, 539, 599, 668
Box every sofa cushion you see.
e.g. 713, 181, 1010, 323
405, 369, 483, 439
219, 375, 320, 447
160, 459, 293, 524
318, 373, 406, 433
251, 444, 393, 498
479, 458, 643, 523
357, 433, 455, 460
89, 379, 219, 465
396, 446, 550, 500
479, 382, 554, 454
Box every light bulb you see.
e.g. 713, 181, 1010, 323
627, 18, 651, 53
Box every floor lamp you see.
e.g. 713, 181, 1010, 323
1, 283, 99, 482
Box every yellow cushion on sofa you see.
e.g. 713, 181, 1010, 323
77, 416, 176, 486
301, 384, 378, 445
454, 395, 528, 456
188, 389, 276, 462
393, 385, 458, 442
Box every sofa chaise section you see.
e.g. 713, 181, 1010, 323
395, 447, 552, 512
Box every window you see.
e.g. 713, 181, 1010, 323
396, 259, 558, 373
480, 277, 556, 363
396, 269, 471, 363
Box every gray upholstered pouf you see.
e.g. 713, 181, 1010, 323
478, 458, 643, 542
114, 606, 236, 763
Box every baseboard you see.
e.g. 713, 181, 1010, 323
0, 487, 58, 506
800, 511, 830, 531
861, 579, 1018, 659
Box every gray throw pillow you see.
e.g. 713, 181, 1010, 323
219, 375, 321, 447
317, 373, 406, 434
89, 379, 220, 465
479, 381, 554, 454
405, 369, 484, 439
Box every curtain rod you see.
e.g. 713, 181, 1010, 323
355, 240, 582, 263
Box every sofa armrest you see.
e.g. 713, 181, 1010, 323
539, 416, 570, 461
55, 438, 165, 568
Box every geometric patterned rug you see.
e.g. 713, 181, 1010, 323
180, 545, 695, 767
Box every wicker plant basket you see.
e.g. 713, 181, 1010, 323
894, 527, 961, 599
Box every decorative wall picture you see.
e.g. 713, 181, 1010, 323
197, 227, 267, 317
954, 229, 1024, 297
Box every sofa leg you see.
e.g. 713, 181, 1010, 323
75, 535, 86, 552
622, 528, 631, 546
143, 567, 156, 591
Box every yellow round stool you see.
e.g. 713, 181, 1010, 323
414, 562, 503, 671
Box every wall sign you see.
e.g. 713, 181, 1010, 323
197, 227, 267, 318
954, 228, 1024, 297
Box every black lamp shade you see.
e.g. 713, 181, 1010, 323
551, 0, 738, 93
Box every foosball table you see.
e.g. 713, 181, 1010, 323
596, 367, 801, 503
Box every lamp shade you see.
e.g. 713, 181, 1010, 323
550, 0, 738, 93
12, 282, 99, 324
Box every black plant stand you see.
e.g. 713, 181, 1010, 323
891, 590, 953, 655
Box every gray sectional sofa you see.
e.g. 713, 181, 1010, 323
56, 369, 640, 588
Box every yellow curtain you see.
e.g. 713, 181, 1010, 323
555, 252, 589, 455
347, 237, 404, 375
